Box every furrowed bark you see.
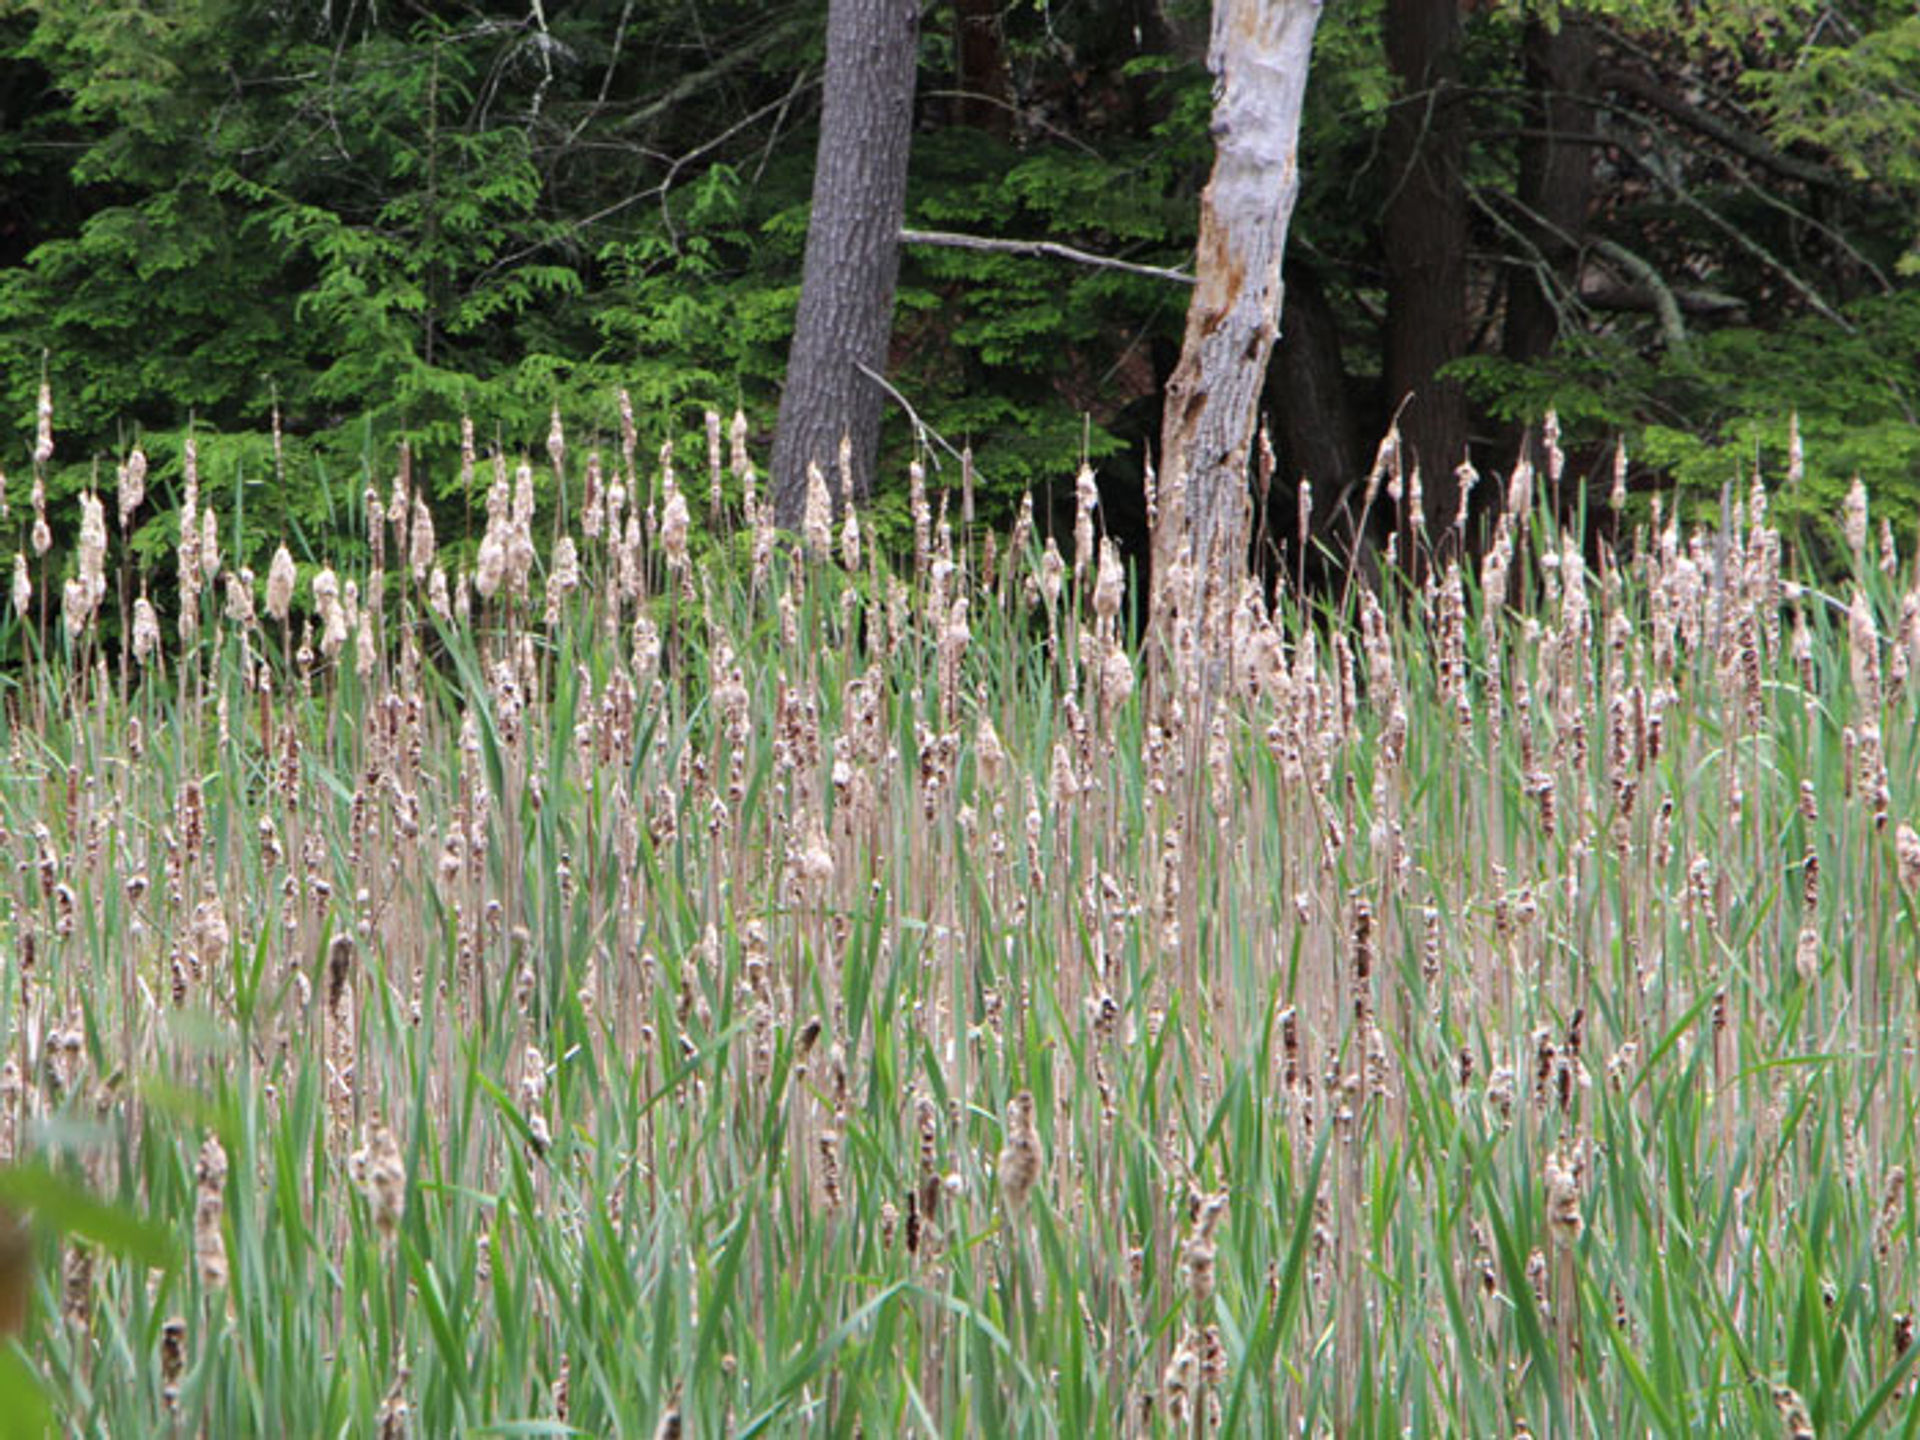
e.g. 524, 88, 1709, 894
772, 0, 920, 528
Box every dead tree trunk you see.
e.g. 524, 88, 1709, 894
1150, 0, 1322, 641
771, 0, 920, 528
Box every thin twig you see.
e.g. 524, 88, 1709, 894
852, 361, 963, 469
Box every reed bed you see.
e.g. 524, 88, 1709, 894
0, 401, 1916, 1437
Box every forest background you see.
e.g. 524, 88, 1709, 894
1, 0, 1917, 580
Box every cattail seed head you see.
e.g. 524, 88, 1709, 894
1545, 1150, 1584, 1244
1896, 823, 1920, 893
998, 1091, 1040, 1210
350, 1120, 406, 1236
1844, 477, 1869, 557
193, 1135, 228, 1289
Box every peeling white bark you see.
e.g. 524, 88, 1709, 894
1153, 0, 1322, 630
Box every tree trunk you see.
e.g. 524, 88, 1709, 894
1505, 13, 1596, 367
952, 0, 1011, 137
1267, 264, 1365, 563
1151, 0, 1322, 634
1383, 0, 1470, 542
772, 0, 920, 528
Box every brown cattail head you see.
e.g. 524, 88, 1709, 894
1544, 1149, 1585, 1244
351, 1119, 407, 1237
1897, 823, 1920, 893
60, 1243, 92, 1332
998, 1091, 1041, 1210
378, 1366, 412, 1440
1185, 1188, 1229, 1309
327, 934, 357, 1015
159, 1315, 187, 1410
194, 1134, 229, 1289
1772, 1382, 1815, 1438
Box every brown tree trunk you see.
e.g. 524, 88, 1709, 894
1505, 13, 1596, 366
1268, 265, 1365, 555
1383, 0, 1470, 541
953, 0, 1011, 136
772, 0, 920, 528
1150, 0, 1322, 636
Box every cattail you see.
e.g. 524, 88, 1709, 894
194, 1134, 228, 1289
1849, 587, 1881, 713
224, 568, 256, 627
1349, 892, 1374, 1018
801, 461, 833, 558
159, 1316, 186, 1409
33, 378, 52, 466
407, 496, 436, 581
60, 1243, 92, 1332
313, 568, 346, 657
545, 536, 579, 626
1092, 537, 1124, 623
1844, 476, 1869, 558
520, 1045, 548, 1112
200, 506, 219, 580
1073, 464, 1097, 582
1100, 645, 1134, 711
1185, 1188, 1228, 1309
703, 407, 724, 517
61, 577, 92, 639
76, 489, 107, 600
1794, 926, 1821, 983
998, 1091, 1040, 1209
1544, 1150, 1584, 1243
1487, 1067, 1515, 1124
730, 406, 754, 502
840, 502, 862, 571
351, 1120, 406, 1236
377, 1367, 412, 1440
115, 445, 147, 531
1896, 823, 1920, 892
190, 893, 229, 974
265, 544, 296, 623
10, 554, 27, 618
1162, 1332, 1199, 1426
1772, 1383, 1815, 1438
817, 1129, 843, 1211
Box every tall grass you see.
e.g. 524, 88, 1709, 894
0, 408, 1916, 1438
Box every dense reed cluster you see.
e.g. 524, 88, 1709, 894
0, 394, 1916, 1437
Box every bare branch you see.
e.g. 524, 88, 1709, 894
1591, 240, 1689, 349
1597, 65, 1840, 191
900, 228, 1195, 285
852, 360, 964, 468
1579, 276, 1747, 319
1612, 142, 1853, 330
